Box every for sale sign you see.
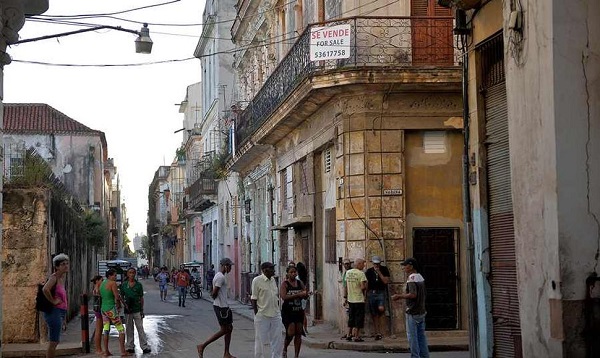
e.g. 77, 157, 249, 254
309, 24, 351, 61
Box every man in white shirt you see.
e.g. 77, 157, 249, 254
196, 258, 235, 358
251, 261, 283, 358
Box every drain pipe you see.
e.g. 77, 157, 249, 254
461, 37, 480, 358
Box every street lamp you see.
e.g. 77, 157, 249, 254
13, 23, 153, 54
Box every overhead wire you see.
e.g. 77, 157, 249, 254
13, 0, 433, 67
33, 0, 182, 18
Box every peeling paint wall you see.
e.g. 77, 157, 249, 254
505, 0, 600, 356
3, 134, 106, 208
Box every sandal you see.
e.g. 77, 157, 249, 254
353, 337, 364, 342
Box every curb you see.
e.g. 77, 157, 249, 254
2, 343, 82, 357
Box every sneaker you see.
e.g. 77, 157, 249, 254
142, 348, 151, 354
126, 349, 135, 353
375, 334, 383, 340
346, 336, 353, 342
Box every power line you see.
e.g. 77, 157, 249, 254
13, 0, 420, 67
33, 0, 182, 18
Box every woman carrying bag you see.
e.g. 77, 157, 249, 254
42, 253, 70, 358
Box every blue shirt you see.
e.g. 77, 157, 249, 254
157, 272, 169, 286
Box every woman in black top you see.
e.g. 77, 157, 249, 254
280, 265, 308, 358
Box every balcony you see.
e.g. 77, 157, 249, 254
232, 16, 460, 163
187, 175, 217, 212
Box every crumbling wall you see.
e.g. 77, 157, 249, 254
2, 188, 50, 343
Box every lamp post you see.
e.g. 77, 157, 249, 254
13, 23, 153, 54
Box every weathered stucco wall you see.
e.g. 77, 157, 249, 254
3, 133, 106, 208
2, 188, 50, 343
505, 0, 600, 356
271, 88, 463, 334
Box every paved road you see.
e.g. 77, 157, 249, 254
73, 279, 468, 358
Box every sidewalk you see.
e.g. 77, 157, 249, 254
201, 293, 469, 353
2, 289, 468, 356
2, 315, 86, 357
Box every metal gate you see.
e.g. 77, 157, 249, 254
480, 32, 523, 358
413, 228, 459, 329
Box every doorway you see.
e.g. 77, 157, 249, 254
413, 227, 458, 329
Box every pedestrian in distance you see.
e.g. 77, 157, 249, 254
365, 255, 391, 340
42, 253, 70, 358
156, 266, 170, 301
90, 275, 104, 355
251, 261, 284, 358
280, 265, 309, 358
340, 258, 353, 340
171, 268, 178, 289
343, 257, 367, 342
196, 258, 236, 358
120, 267, 151, 354
206, 264, 216, 292
392, 258, 429, 358
100, 269, 131, 357
176, 265, 191, 307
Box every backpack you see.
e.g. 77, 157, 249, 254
36, 279, 57, 313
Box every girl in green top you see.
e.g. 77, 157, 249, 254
100, 269, 131, 356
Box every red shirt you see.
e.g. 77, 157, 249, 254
176, 271, 190, 287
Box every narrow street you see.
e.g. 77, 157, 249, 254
73, 279, 468, 358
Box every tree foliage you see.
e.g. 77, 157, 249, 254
83, 210, 108, 248
140, 235, 151, 260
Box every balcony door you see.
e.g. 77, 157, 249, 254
411, 0, 453, 66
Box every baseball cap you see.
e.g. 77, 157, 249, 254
343, 258, 352, 264
220, 258, 234, 266
401, 258, 418, 266
371, 255, 382, 264
260, 262, 275, 270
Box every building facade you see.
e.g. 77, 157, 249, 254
192, 0, 240, 294
229, 0, 467, 334
461, 0, 600, 357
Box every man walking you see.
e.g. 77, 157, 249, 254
344, 258, 367, 342
176, 266, 191, 307
392, 258, 429, 358
365, 255, 390, 340
120, 267, 151, 354
156, 266, 170, 301
251, 262, 283, 358
197, 258, 236, 358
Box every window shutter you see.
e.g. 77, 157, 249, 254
411, 0, 429, 16
325, 208, 337, 263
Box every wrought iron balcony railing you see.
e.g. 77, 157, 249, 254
234, 16, 458, 152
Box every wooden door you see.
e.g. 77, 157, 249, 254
413, 227, 458, 329
411, 0, 453, 66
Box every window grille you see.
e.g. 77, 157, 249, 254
324, 148, 332, 173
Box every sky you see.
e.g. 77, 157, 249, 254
5, 1, 206, 242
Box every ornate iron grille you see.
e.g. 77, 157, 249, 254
234, 16, 459, 151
